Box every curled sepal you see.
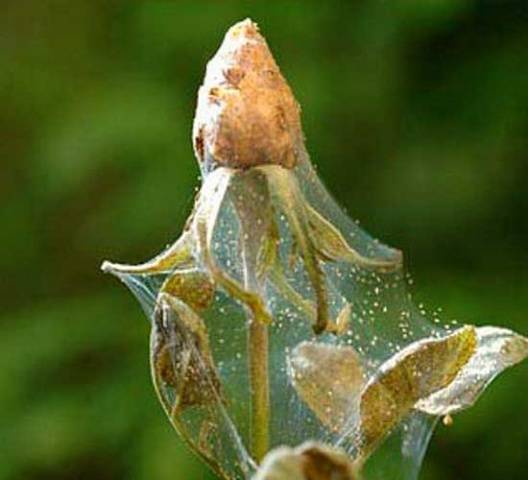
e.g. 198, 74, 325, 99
288, 342, 364, 433
357, 326, 477, 459
253, 442, 358, 480
416, 326, 528, 416
305, 203, 402, 272
100, 229, 195, 277
260, 164, 401, 335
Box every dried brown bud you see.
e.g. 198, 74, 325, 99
254, 442, 357, 480
193, 19, 303, 171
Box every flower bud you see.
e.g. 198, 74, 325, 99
193, 19, 303, 173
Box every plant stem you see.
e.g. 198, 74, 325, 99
248, 314, 270, 462
232, 172, 272, 463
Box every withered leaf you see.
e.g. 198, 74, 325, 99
289, 341, 364, 432
416, 326, 528, 416
358, 326, 477, 457
151, 293, 222, 415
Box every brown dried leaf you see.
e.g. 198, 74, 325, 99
151, 293, 222, 414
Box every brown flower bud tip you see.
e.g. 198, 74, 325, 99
192, 18, 303, 172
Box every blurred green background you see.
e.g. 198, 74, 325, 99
2, 1, 527, 479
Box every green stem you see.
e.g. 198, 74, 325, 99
230, 171, 272, 463
248, 314, 270, 462
231, 170, 272, 463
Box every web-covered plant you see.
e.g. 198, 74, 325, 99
102, 19, 528, 480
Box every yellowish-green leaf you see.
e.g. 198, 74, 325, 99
358, 326, 477, 457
